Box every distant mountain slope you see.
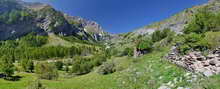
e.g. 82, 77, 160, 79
106, 0, 220, 53
129, 0, 220, 37
0, 0, 107, 41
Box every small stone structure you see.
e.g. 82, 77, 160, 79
166, 46, 220, 77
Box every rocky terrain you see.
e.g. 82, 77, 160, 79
167, 46, 220, 77
64, 15, 108, 41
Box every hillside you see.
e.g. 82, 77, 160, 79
125, 0, 220, 38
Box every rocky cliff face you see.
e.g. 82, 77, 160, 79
64, 15, 107, 41
0, 0, 106, 41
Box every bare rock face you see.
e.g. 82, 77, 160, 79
166, 47, 220, 77
64, 15, 107, 41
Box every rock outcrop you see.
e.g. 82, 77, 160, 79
64, 15, 107, 41
166, 47, 220, 77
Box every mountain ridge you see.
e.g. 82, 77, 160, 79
127, 0, 220, 38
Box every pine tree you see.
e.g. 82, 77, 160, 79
0, 55, 15, 78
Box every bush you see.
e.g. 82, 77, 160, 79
177, 33, 210, 54
137, 39, 153, 51
35, 62, 59, 80
97, 61, 116, 75
71, 55, 107, 75
204, 32, 220, 49
55, 61, 64, 70
71, 57, 93, 75
121, 47, 133, 56
0, 55, 15, 78
152, 28, 174, 42
26, 79, 46, 89
21, 59, 34, 73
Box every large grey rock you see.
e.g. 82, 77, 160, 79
209, 59, 219, 65
207, 54, 218, 59
216, 67, 220, 74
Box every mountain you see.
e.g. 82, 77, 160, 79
127, 0, 220, 38
0, 0, 106, 41
105, 0, 220, 56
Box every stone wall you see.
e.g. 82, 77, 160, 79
166, 47, 220, 77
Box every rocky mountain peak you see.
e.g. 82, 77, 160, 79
64, 14, 107, 41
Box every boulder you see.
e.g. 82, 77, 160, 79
209, 59, 219, 66
202, 61, 210, 67
216, 63, 220, 67
216, 67, 220, 74
207, 54, 218, 59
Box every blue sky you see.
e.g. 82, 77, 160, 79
23, 0, 207, 33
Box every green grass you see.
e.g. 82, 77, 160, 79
1, 47, 220, 89
0, 73, 37, 89
44, 33, 74, 47
43, 72, 118, 89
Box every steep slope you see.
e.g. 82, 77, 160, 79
64, 15, 108, 41
0, 0, 107, 42
129, 0, 220, 37
107, 0, 220, 58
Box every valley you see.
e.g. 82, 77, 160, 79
0, 0, 220, 89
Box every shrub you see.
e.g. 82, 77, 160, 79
71, 55, 107, 75
35, 62, 59, 80
0, 55, 15, 78
21, 59, 34, 73
137, 39, 153, 51
97, 61, 116, 75
177, 33, 210, 54
152, 30, 162, 42
152, 28, 174, 42
122, 47, 133, 56
26, 79, 46, 89
204, 32, 220, 49
55, 61, 64, 70
71, 57, 93, 75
